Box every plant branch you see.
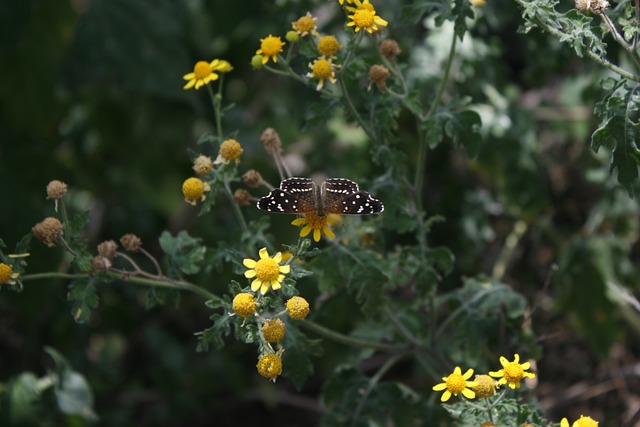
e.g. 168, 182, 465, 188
299, 320, 410, 352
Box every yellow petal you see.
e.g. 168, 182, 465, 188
243, 258, 257, 268
244, 270, 256, 278
432, 383, 447, 391
521, 361, 531, 370
488, 370, 502, 377
183, 79, 196, 90
453, 367, 462, 375
323, 226, 335, 239
251, 279, 262, 292
461, 388, 475, 399
291, 218, 306, 226
313, 229, 321, 242
300, 225, 312, 237
259, 247, 269, 259
440, 390, 451, 402
271, 281, 281, 290
260, 282, 270, 294
499, 356, 508, 367
560, 419, 570, 427
183, 72, 195, 80
279, 265, 290, 274
513, 354, 520, 363
277, 274, 285, 283
273, 252, 282, 263
463, 368, 474, 380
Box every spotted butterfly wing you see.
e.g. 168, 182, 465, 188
256, 177, 317, 213
322, 178, 384, 215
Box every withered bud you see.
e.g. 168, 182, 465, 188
120, 234, 142, 252
574, 0, 590, 11
233, 189, 253, 206
260, 128, 282, 156
97, 240, 118, 261
46, 180, 68, 200
379, 39, 401, 58
192, 155, 214, 175
242, 170, 265, 188
32, 217, 63, 247
369, 64, 390, 91
91, 256, 111, 272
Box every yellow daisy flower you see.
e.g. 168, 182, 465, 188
346, 0, 389, 34
306, 57, 339, 91
317, 35, 343, 57
291, 212, 341, 242
292, 12, 319, 37
183, 60, 220, 90
561, 416, 599, 427
432, 366, 479, 402
256, 35, 285, 64
243, 247, 291, 294
489, 354, 536, 389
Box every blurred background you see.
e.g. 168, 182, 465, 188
1, 0, 639, 425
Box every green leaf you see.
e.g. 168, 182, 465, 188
159, 230, 206, 275
442, 109, 482, 157
8, 372, 40, 424
13, 233, 32, 256
195, 312, 233, 352
67, 278, 100, 323
281, 320, 323, 389
452, 0, 475, 40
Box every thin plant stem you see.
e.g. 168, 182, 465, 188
222, 174, 249, 233
206, 84, 223, 141
435, 286, 500, 338
299, 319, 409, 352
491, 219, 528, 281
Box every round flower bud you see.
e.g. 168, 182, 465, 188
369, 64, 390, 91
318, 35, 343, 57
242, 170, 264, 188
120, 234, 142, 252
193, 155, 214, 175
219, 139, 244, 162
256, 353, 282, 380
232, 293, 256, 317
473, 375, 497, 398
379, 39, 401, 58
91, 255, 111, 272
260, 128, 282, 155
251, 55, 265, 69
46, 180, 68, 200
32, 217, 63, 247
182, 177, 206, 205
285, 30, 299, 43
262, 318, 286, 342
0, 263, 15, 285
286, 296, 309, 320
233, 189, 252, 206
97, 240, 118, 261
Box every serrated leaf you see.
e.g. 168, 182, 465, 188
281, 320, 323, 389
442, 109, 482, 157
67, 278, 99, 323
14, 233, 32, 255
159, 230, 206, 275
195, 312, 233, 352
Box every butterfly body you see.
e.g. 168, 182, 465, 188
257, 177, 384, 216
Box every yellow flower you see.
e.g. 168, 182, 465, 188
318, 35, 343, 57
0, 263, 19, 286
292, 12, 319, 37
262, 318, 286, 342
561, 416, 599, 427
338, 0, 355, 4
183, 60, 220, 90
256, 353, 282, 381
182, 177, 209, 205
232, 293, 257, 317
306, 57, 339, 91
219, 139, 244, 162
243, 247, 291, 294
346, 0, 389, 34
472, 375, 496, 398
432, 366, 479, 402
212, 59, 233, 73
256, 35, 285, 64
489, 354, 536, 389
286, 296, 310, 320
470, 0, 487, 6
291, 212, 340, 242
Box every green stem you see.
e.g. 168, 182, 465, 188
299, 320, 409, 352
21, 272, 220, 302
491, 219, 528, 280
339, 77, 376, 140
206, 84, 223, 141
222, 174, 249, 233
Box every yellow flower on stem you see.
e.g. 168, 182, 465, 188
306, 57, 339, 91
183, 60, 220, 90
256, 35, 285, 64
489, 354, 536, 389
182, 177, 210, 205
291, 212, 341, 242
561, 416, 599, 427
317, 35, 343, 57
0, 263, 19, 286
432, 366, 478, 402
292, 12, 319, 37
243, 247, 290, 294
346, 0, 389, 34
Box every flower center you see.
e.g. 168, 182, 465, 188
354, 9, 375, 28
295, 16, 314, 32
445, 373, 466, 394
0, 263, 13, 284
504, 362, 524, 382
312, 60, 333, 79
304, 212, 329, 228
318, 36, 341, 56
261, 36, 284, 56
255, 258, 280, 281
193, 61, 212, 79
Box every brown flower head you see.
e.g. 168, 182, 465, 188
97, 240, 118, 261
369, 64, 390, 91
242, 170, 265, 188
233, 188, 253, 206
379, 39, 401, 58
120, 234, 142, 252
260, 128, 282, 156
32, 217, 63, 247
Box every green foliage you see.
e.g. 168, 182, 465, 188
159, 231, 207, 276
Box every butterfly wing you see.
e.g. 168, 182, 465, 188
322, 178, 384, 215
256, 177, 317, 213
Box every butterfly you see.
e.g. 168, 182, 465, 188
257, 177, 384, 216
